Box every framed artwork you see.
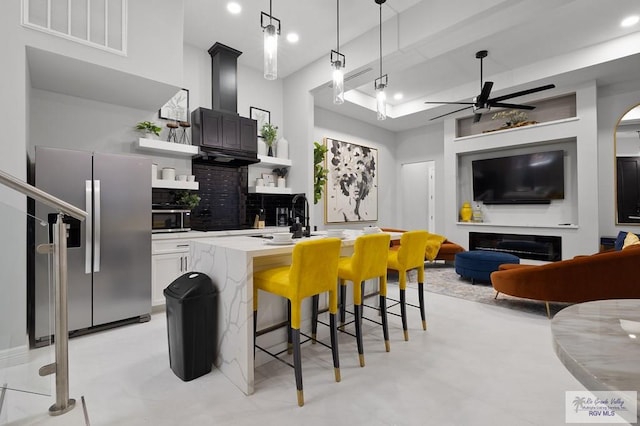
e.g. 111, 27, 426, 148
250, 107, 270, 137
324, 137, 378, 223
159, 88, 189, 122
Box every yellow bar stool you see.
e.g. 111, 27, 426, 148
386, 230, 430, 341
253, 238, 342, 407
332, 233, 391, 367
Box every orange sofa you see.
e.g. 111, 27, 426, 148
490, 244, 640, 317
380, 228, 465, 262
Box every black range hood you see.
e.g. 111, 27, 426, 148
196, 149, 261, 166
191, 42, 259, 166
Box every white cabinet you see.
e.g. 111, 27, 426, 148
151, 239, 191, 307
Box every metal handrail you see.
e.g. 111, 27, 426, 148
0, 169, 86, 220
0, 167, 86, 416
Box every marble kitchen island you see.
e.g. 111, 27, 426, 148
189, 230, 400, 395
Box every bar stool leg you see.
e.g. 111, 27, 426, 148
329, 312, 341, 382
353, 303, 365, 367
339, 281, 347, 330
311, 294, 319, 343
287, 301, 293, 354
418, 282, 427, 330
380, 294, 390, 352
291, 328, 304, 407
253, 309, 257, 358
400, 288, 409, 341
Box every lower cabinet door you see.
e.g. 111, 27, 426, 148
151, 252, 188, 307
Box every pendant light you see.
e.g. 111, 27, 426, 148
331, 0, 346, 104
261, 0, 281, 80
374, 0, 388, 120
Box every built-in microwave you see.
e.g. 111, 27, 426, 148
152, 208, 191, 233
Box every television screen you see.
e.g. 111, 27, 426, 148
472, 150, 565, 204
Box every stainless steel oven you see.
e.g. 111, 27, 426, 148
152, 208, 191, 233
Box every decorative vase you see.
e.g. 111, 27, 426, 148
277, 137, 288, 159
472, 203, 483, 223
267, 145, 273, 157
277, 177, 286, 188
460, 201, 473, 222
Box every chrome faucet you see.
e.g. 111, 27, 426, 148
291, 193, 310, 237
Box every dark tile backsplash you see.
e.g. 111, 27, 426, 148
190, 161, 248, 231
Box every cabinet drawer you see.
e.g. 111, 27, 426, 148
152, 240, 191, 254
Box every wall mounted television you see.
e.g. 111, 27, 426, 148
472, 150, 565, 204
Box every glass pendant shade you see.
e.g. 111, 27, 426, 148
376, 85, 387, 120
332, 61, 344, 104
263, 24, 278, 80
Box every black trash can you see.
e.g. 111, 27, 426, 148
164, 272, 217, 381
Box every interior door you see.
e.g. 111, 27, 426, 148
92, 152, 151, 326
400, 161, 435, 231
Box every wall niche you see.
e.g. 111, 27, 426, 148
456, 93, 577, 138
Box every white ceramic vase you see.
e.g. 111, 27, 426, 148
277, 177, 286, 188
277, 137, 288, 159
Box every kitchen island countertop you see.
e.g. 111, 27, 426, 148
188, 230, 401, 395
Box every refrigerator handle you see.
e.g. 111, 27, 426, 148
94, 180, 101, 272
85, 180, 92, 274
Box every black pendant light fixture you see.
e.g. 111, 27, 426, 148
331, 0, 346, 104
261, 0, 281, 80
374, 0, 388, 120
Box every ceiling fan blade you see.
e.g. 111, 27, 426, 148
490, 102, 536, 110
490, 84, 556, 103
473, 113, 483, 123
425, 101, 475, 105
429, 105, 472, 121
477, 81, 494, 104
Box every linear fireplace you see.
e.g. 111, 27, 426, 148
469, 232, 561, 261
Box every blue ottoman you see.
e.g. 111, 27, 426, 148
455, 250, 520, 284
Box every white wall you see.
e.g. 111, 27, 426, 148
395, 123, 446, 234
313, 107, 396, 230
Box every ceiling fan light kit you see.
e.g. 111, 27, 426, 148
375, 0, 387, 120
426, 50, 556, 122
261, 0, 280, 80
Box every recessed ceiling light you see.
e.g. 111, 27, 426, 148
621, 15, 639, 27
227, 2, 241, 14
394, 93, 403, 101
286, 33, 299, 43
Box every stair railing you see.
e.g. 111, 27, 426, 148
0, 168, 86, 416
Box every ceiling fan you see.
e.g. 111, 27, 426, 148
425, 50, 555, 122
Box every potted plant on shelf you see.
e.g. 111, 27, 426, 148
273, 167, 288, 188
136, 121, 162, 139
176, 191, 201, 209
313, 141, 328, 204
260, 123, 278, 156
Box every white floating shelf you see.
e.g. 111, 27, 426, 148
248, 186, 292, 194
137, 138, 199, 156
152, 179, 199, 190
256, 155, 292, 167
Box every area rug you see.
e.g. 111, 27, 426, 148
391, 263, 571, 318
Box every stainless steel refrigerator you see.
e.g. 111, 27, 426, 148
31, 146, 151, 346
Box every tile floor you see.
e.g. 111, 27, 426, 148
2, 282, 585, 426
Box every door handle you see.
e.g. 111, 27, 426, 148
85, 180, 92, 274
94, 180, 101, 272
